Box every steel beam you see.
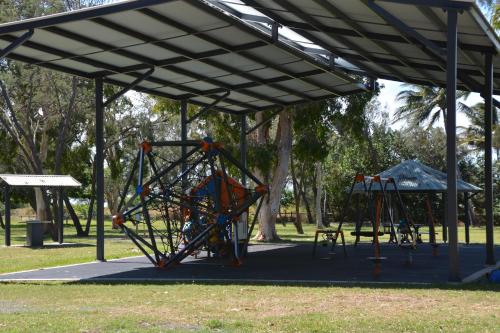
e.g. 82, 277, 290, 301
365, 0, 482, 92
184, 1, 365, 93
240, 114, 247, 186
4, 186, 10, 246
213, 1, 495, 54
95, 77, 105, 261
0, 29, 34, 59
103, 66, 155, 107
139, 8, 345, 97
484, 52, 495, 265
186, 90, 230, 123
37, 27, 269, 109
246, 107, 284, 135
375, 0, 472, 10
181, 100, 188, 193
446, 9, 460, 282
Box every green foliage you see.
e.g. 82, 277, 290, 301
395, 86, 469, 132
280, 188, 294, 207
293, 101, 330, 162
247, 143, 277, 175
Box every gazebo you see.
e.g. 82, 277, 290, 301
0, 174, 81, 246
353, 160, 482, 244
0, 0, 497, 281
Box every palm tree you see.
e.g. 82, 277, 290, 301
394, 86, 469, 136
459, 102, 500, 159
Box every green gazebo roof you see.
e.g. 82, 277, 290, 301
352, 160, 482, 193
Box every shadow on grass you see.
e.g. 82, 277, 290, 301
24, 278, 492, 292
8, 242, 95, 249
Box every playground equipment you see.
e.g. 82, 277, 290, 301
312, 228, 346, 258
332, 174, 417, 276
112, 137, 267, 268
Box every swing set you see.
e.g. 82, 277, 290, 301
332, 174, 418, 276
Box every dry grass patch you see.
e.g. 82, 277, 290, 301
0, 283, 498, 332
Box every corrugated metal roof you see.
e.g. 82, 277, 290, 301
0, 174, 81, 187
352, 160, 482, 193
0, 0, 367, 114
230, 0, 500, 94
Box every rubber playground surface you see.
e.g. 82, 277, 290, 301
1, 242, 498, 284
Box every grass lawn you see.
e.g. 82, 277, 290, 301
0, 218, 499, 333
0, 282, 498, 333
0, 219, 139, 274
0, 217, 499, 274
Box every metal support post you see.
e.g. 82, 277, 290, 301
181, 100, 188, 193
442, 193, 447, 242
4, 186, 10, 246
464, 193, 470, 245
95, 77, 105, 261
484, 52, 495, 265
446, 9, 460, 281
57, 189, 64, 244
240, 114, 247, 186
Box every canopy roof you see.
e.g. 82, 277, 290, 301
0, 174, 81, 188
0, 0, 368, 114
222, 0, 500, 94
352, 160, 482, 193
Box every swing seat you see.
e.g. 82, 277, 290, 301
367, 256, 387, 263
351, 231, 384, 237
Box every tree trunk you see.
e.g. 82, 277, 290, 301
315, 161, 324, 229
35, 188, 49, 222
63, 195, 86, 236
255, 109, 293, 241
298, 173, 314, 224
363, 121, 379, 171
290, 156, 304, 234
85, 161, 96, 235
0, 210, 4, 229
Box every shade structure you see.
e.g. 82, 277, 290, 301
352, 160, 482, 193
225, 0, 500, 94
0, 174, 81, 188
0, 0, 368, 114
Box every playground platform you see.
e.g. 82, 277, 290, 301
0, 243, 498, 284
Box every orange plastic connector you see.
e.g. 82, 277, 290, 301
140, 141, 153, 154
255, 184, 268, 194
157, 258, 167, 269
141, 185, 151, 198
112, 214, 125, 228
373, 175, 381, 182
200, 140, 212, 152
355, 174, 365, 182
232, 258, 242, 267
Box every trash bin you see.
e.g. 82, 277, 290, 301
26, 220, 45, 247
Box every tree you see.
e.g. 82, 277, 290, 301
0, 0, 105, 236
394, 86, 469, 136
251, 109, 293, 241
459, 102, 500, 159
